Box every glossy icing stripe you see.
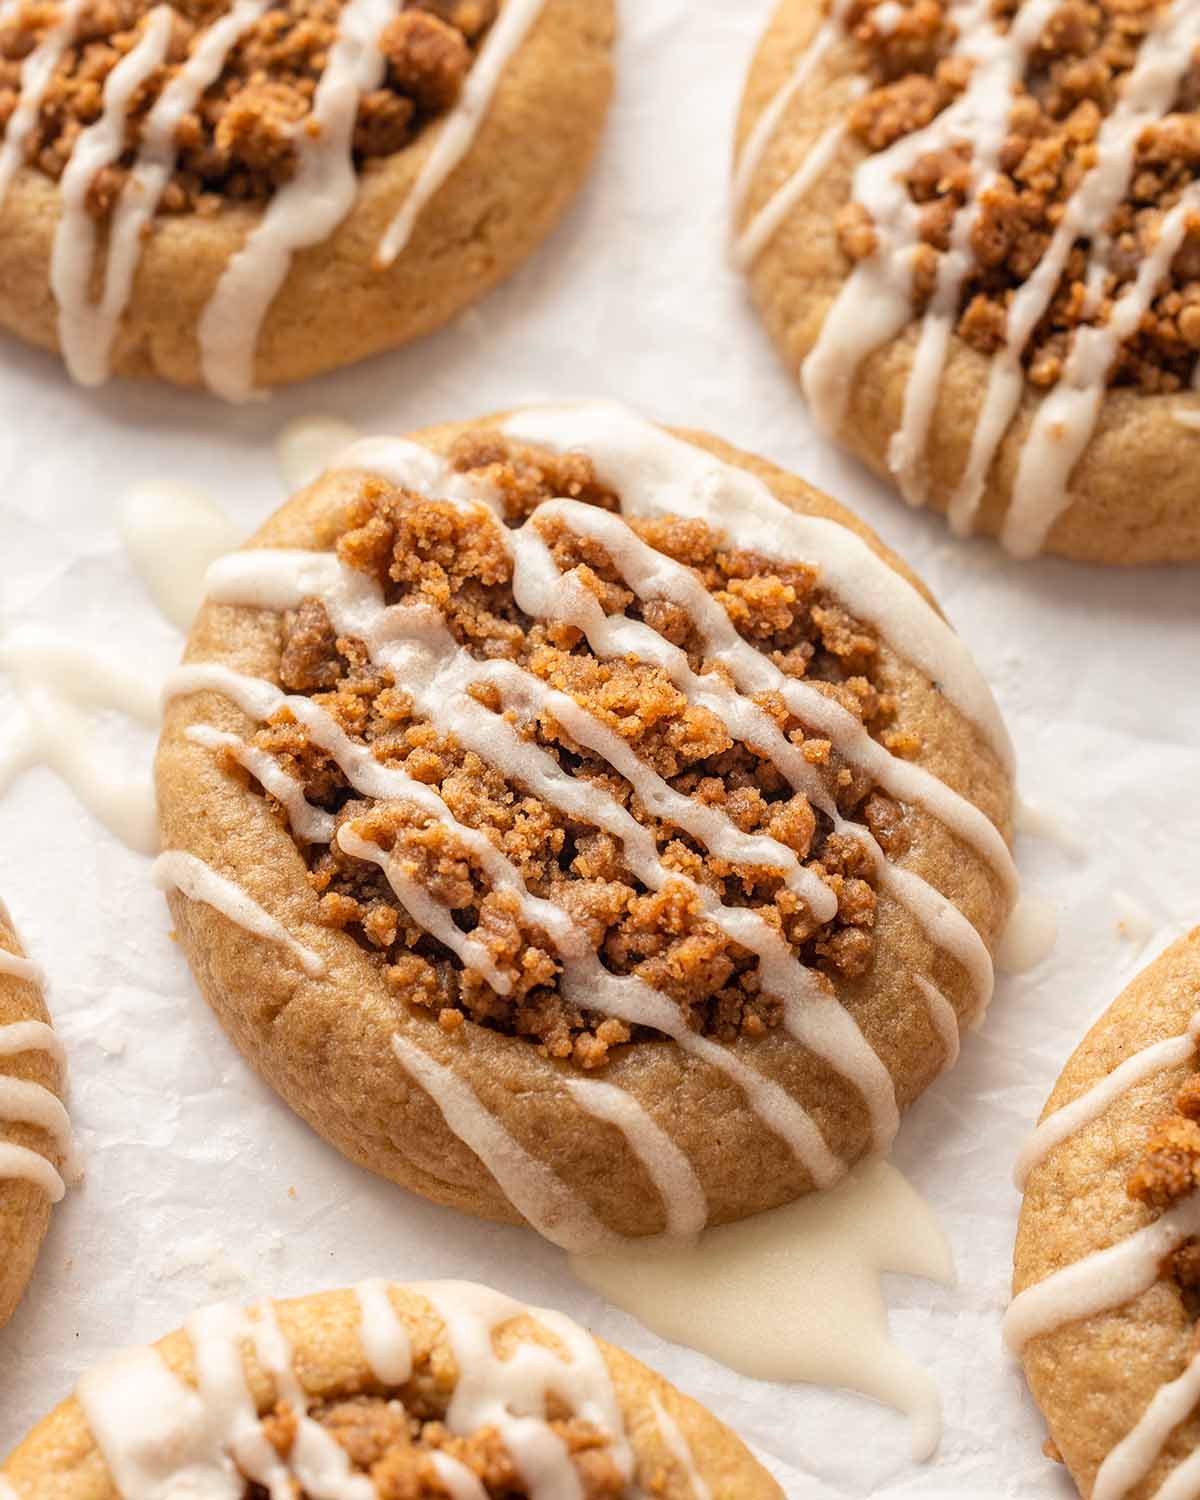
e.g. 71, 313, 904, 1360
0, 1020, 64, 1065
730, 0, 854, 214
0, 950, 43, 985
51, 5, 175, 384
416, 1280, 633, 1499
914, 976, 959, 1069
376, 0, 549, 265
564, 1079, 708, 1238
355, 1279, 412, 1384
391, 1034, 619, 1252
1014, 1027, 1197, 1190
0, 1142, 65, 1200
197, 0, 400, 400
56, 0, 272, 386
1093, 1342, 1200, 1500
185, 725, 335, 844
732, 119, 851, 271
502, 403, 1015, 774
1004, 1193, 1200, 1351
0, 0, 83, 205
650, 1392, 712, 1500
152, 850, 326, 978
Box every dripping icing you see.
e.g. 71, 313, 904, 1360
571, 1159, 955, 1462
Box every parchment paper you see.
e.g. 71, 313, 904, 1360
1, 4, 1198, 1493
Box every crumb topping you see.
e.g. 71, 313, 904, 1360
0, 0, 496, 217
245, 1395, 626, 1499
834, 0, 1200, 391
216, 433, 913, 1067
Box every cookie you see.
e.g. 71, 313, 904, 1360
0, 900, 69, 1332
0, 0, 614, 398
155, 400, 1016, 1246
733, 0, 1200, 564
0, 1278, 783, 1498
1009, 927, 1200, 1498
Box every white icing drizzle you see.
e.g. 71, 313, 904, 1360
745, 0, 1200, 554
802, 0, 1060, 474
0, 1142, 66, 1201
0, 0, 82, 206
197, 0, 399, 401
0, 950, 42, 986
429, 1452, 488, 1500
0, 962, 71, 1202
152, 850, 326, 979
563, 1078, 708, 1239
1014, 1024, 1197, 1190
187, 724, 335, 843
501, 402, 1015, 777
1002, 172, 1200, 556
166, 403, 1015, 1235
572, 1157, 954, 1462
276, 415, 362, 493
996, 893, 1057, 975
730, 0, 854, 217
649, 1393, 712, 1500
54, 0, 272, 386
0, 630, 160, 854
732, 119, 852, 272
0, 1018, 64, 1065
1093, 1341, 1200, 1500
375, 0, 548, 265
416, 1280, 633, 1499
1004, 1191, 1200, 1352
119, 482, 242, 632
391, 1033, 619, 1252
50, 5, 175, 385
955, 1, 1200, 547
79, 1282, 630, 1500
355, 1279, 413, 1384
914, 976, 960, 1068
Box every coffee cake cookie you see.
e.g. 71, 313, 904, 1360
0, 1278, 783, 1498
0, 901, 70, 1333
1009, 927, 1200, 1498
734, 0, 1200, 563
0, 0, 613, 397
155, 400, 1016, 1245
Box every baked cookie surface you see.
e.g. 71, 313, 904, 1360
734, 0, 1200, 564
0, 900, 69, 1333
0, 1277, 783, 1498
155, 401, 1016, 1245
0, 0, 614, 397
1009, 927, 1200, 1499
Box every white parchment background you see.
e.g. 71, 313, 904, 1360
1, 3, 1198, 1493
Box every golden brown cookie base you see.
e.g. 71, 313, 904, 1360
736, 0, 1200, 564
0, 0, 614, 389
1014, 928, 1200, 1498
0, 901, 65, 1333
155, 411, 1013, 1239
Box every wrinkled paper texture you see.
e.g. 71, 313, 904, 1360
1, 5, 1198, 1493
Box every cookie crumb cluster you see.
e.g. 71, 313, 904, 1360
1129, 1072, 1200, 1291
224, 432, 913, 1067
0, 0, 496, 218
837, 0, 1200, 392
247, 1395, 625, 1499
